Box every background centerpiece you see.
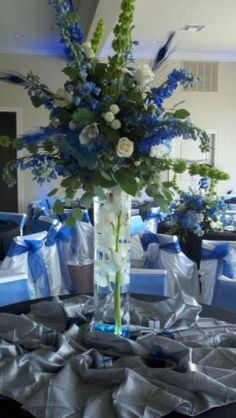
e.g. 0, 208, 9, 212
0, 0, 216, 335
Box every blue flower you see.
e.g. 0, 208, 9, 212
179, 210, 199, 230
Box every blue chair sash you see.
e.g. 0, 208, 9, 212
8, 239, 50, 297
201, 243, 234, 278
46, 226, 75, 293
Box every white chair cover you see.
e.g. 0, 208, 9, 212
144, 233, 199, 299
199, 239, 236, 305
45, 224, 75, 294
1, 231, 49, 299
68, 221, 94, 265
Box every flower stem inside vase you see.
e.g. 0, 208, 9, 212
93, 187, 131, 337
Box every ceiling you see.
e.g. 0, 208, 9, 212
1, 0, 236, 61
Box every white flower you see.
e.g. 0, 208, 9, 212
116, 137, 134, 158
69, 120, 77, 130
134, 64, 155, 86
109, 104, 120, 115
50, 119, 60, 128
79, 123, 99, 145
210, 220, 223, 230
111, 119, 121, 130
149, 144, 170, 158
103, 111, 115, 123
82, 41, 95, 59
134, 160, 141, 167
54, 88, 73, 107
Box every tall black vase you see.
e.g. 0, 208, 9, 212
179, 232, 202, 268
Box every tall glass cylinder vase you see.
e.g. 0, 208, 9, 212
93, 186, 131, 337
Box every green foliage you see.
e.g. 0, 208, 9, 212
91, 18, 105, 54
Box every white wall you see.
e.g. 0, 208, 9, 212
0, 53, 236, 209
0, 53, 66, 210
161, 61, 236, 195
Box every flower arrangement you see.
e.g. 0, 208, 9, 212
161, 171, 228, 238
0, 0, 212, 223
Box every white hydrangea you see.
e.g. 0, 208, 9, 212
109, 104, 120, 115
103, 111, 115, 123
111, 119, 121, 130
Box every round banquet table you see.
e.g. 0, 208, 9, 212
0, 219, 20, 261
0, 295, 236, 418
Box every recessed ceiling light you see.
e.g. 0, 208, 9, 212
181, 24, 206, 32
14, 32, 27, 38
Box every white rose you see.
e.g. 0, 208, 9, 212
79, 123, 99, 145
103, 111, 115, 123
116, 137, 134, 158
111, 119, 121, 130
109, 104, 120, 115
149, 144, 170, 158
134, 64, 155, 86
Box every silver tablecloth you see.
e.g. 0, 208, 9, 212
1, 293, 236, 417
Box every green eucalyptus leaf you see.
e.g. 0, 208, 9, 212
162, 181, 174, 188
94, 185, 106, 200
100, 170, 112, 181
72, 207, 83, 220
27, 143, 38, 154
62, 67, 78, 79
43, 140, 54, 152
66, 215, 76, 227
79, 192, 93, 209
72, 108, 96, 126
0, 135, 10, 147
47, 188, 58, 197
31, 96, 43, 108
153, 194, 169, 212
174, 109, 190, 119
53, 199, 64, 215
145, 184, 157, 198
161, 187, 174, 202
95, 174, 116, 188
58, 109, 71, 125
11, 138, 23, 150
114, 169, 138, 196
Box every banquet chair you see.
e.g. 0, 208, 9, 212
199, 239, 236, 305
45, 223, 75, 294
211, 275, 236, 313
130, 268, 167, 296
0, 231, 50, 299
144, 233, 199, 299
0, 212, 27, 236
0, 268, 31, 307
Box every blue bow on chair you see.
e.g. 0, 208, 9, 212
8, 239, 50, 297
46, 226, 75, 293
201, 243, 234, 278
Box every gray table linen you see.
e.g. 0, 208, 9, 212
0, 293, 236, 417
